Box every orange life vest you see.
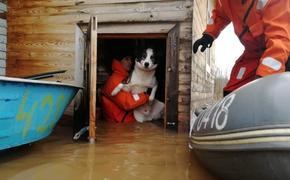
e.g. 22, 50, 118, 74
101, 59, 149, 123
205, 0, 290, 91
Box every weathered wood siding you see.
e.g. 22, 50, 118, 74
0, 0, 6, 76
7, 0, 215, 124
191, 0, 216, 114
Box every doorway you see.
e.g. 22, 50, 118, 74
74, 19, 180, 141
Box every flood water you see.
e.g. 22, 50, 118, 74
0, 121, 215, 180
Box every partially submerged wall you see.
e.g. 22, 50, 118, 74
8, 0, 217, 126
191, 0, 216, 116
0, 0, 6, 76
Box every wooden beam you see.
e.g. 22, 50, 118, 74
0, 59, 5, 67
0, 50, 5, 59
9, 1, 190, 17
8, 9, 190, 26
89, 16, 97, 143
8, 40, 74, 52
0, 18, 6, 27
9, 0, 182, 8
97, 23, 176, 34
0, 2, 6, 12
0, 42, 6, 52
98, 33, 167, 39
9, 33, 74, 43
8, 51, 74, 62
0, 26, 6, 35
8, 24, 74, 34
0, 67, 5, 75
8, 58, 74, 70
0, 34, 6, 44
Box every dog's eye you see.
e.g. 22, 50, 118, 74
142, 53, 146, 58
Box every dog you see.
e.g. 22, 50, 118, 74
111, 48, 164, 122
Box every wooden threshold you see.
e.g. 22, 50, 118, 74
98, 33, 167, 39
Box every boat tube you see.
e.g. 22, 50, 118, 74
189, 72, 290, 180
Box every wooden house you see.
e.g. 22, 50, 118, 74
7, 0, 216, 133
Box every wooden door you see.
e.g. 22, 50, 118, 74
165, 24, 179, 130
75, 25, 85, 87
73, 24, 86, 135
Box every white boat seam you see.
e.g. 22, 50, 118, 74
191, 136, 290, 145
191, 128, 290, 141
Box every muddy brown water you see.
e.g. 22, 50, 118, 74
0, 121, 216, 180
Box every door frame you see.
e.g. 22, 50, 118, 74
86, 16, 98, 143
76, 20, 180, 142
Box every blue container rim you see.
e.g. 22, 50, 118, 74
0, 76, 83, 89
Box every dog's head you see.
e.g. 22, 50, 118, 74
135, 48, 158, 71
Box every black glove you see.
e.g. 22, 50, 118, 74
193, 34, 214, 53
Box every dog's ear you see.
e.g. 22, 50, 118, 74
134, 47, 142, 62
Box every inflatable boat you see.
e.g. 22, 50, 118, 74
189, 72, 290, 180
0, 76, 80, 150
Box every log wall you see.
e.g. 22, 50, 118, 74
7, 0, 215, 126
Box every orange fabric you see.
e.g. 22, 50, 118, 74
101, 59, 149, 123
205, 0, 290, 91
101, 96, 135, 123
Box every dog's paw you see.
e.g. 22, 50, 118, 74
136, 119, 144, 123
149, 96, 155, 105
111, 83, 124, 96
122, 84, 131, 91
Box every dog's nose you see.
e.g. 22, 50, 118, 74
144, 62, 149, 68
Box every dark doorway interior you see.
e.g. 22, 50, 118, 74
97, 38, 166, 106
74, 37, 167, 136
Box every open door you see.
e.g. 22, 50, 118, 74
73, 17, 97, 142
73, 24, 86, 135
75, 25, 85, 87
165, 24, 179, 130
87, 16, 98, 143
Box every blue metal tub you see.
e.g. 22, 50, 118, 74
0, 76, 80, 150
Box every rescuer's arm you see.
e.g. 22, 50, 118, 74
193, 1, 231, 53
256, 0, 290, 76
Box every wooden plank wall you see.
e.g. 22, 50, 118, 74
0, 0, 6, 76
7, 0, 198, 123
191, 0, 216, 114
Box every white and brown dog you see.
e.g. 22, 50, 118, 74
111, 48, 164, 122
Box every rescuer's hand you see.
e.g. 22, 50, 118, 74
193, 34, 214, 53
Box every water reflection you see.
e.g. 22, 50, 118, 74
0, 122, 215, 180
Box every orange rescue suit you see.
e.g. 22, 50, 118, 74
101, 59, 149, 123
205, 0, 290, 91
